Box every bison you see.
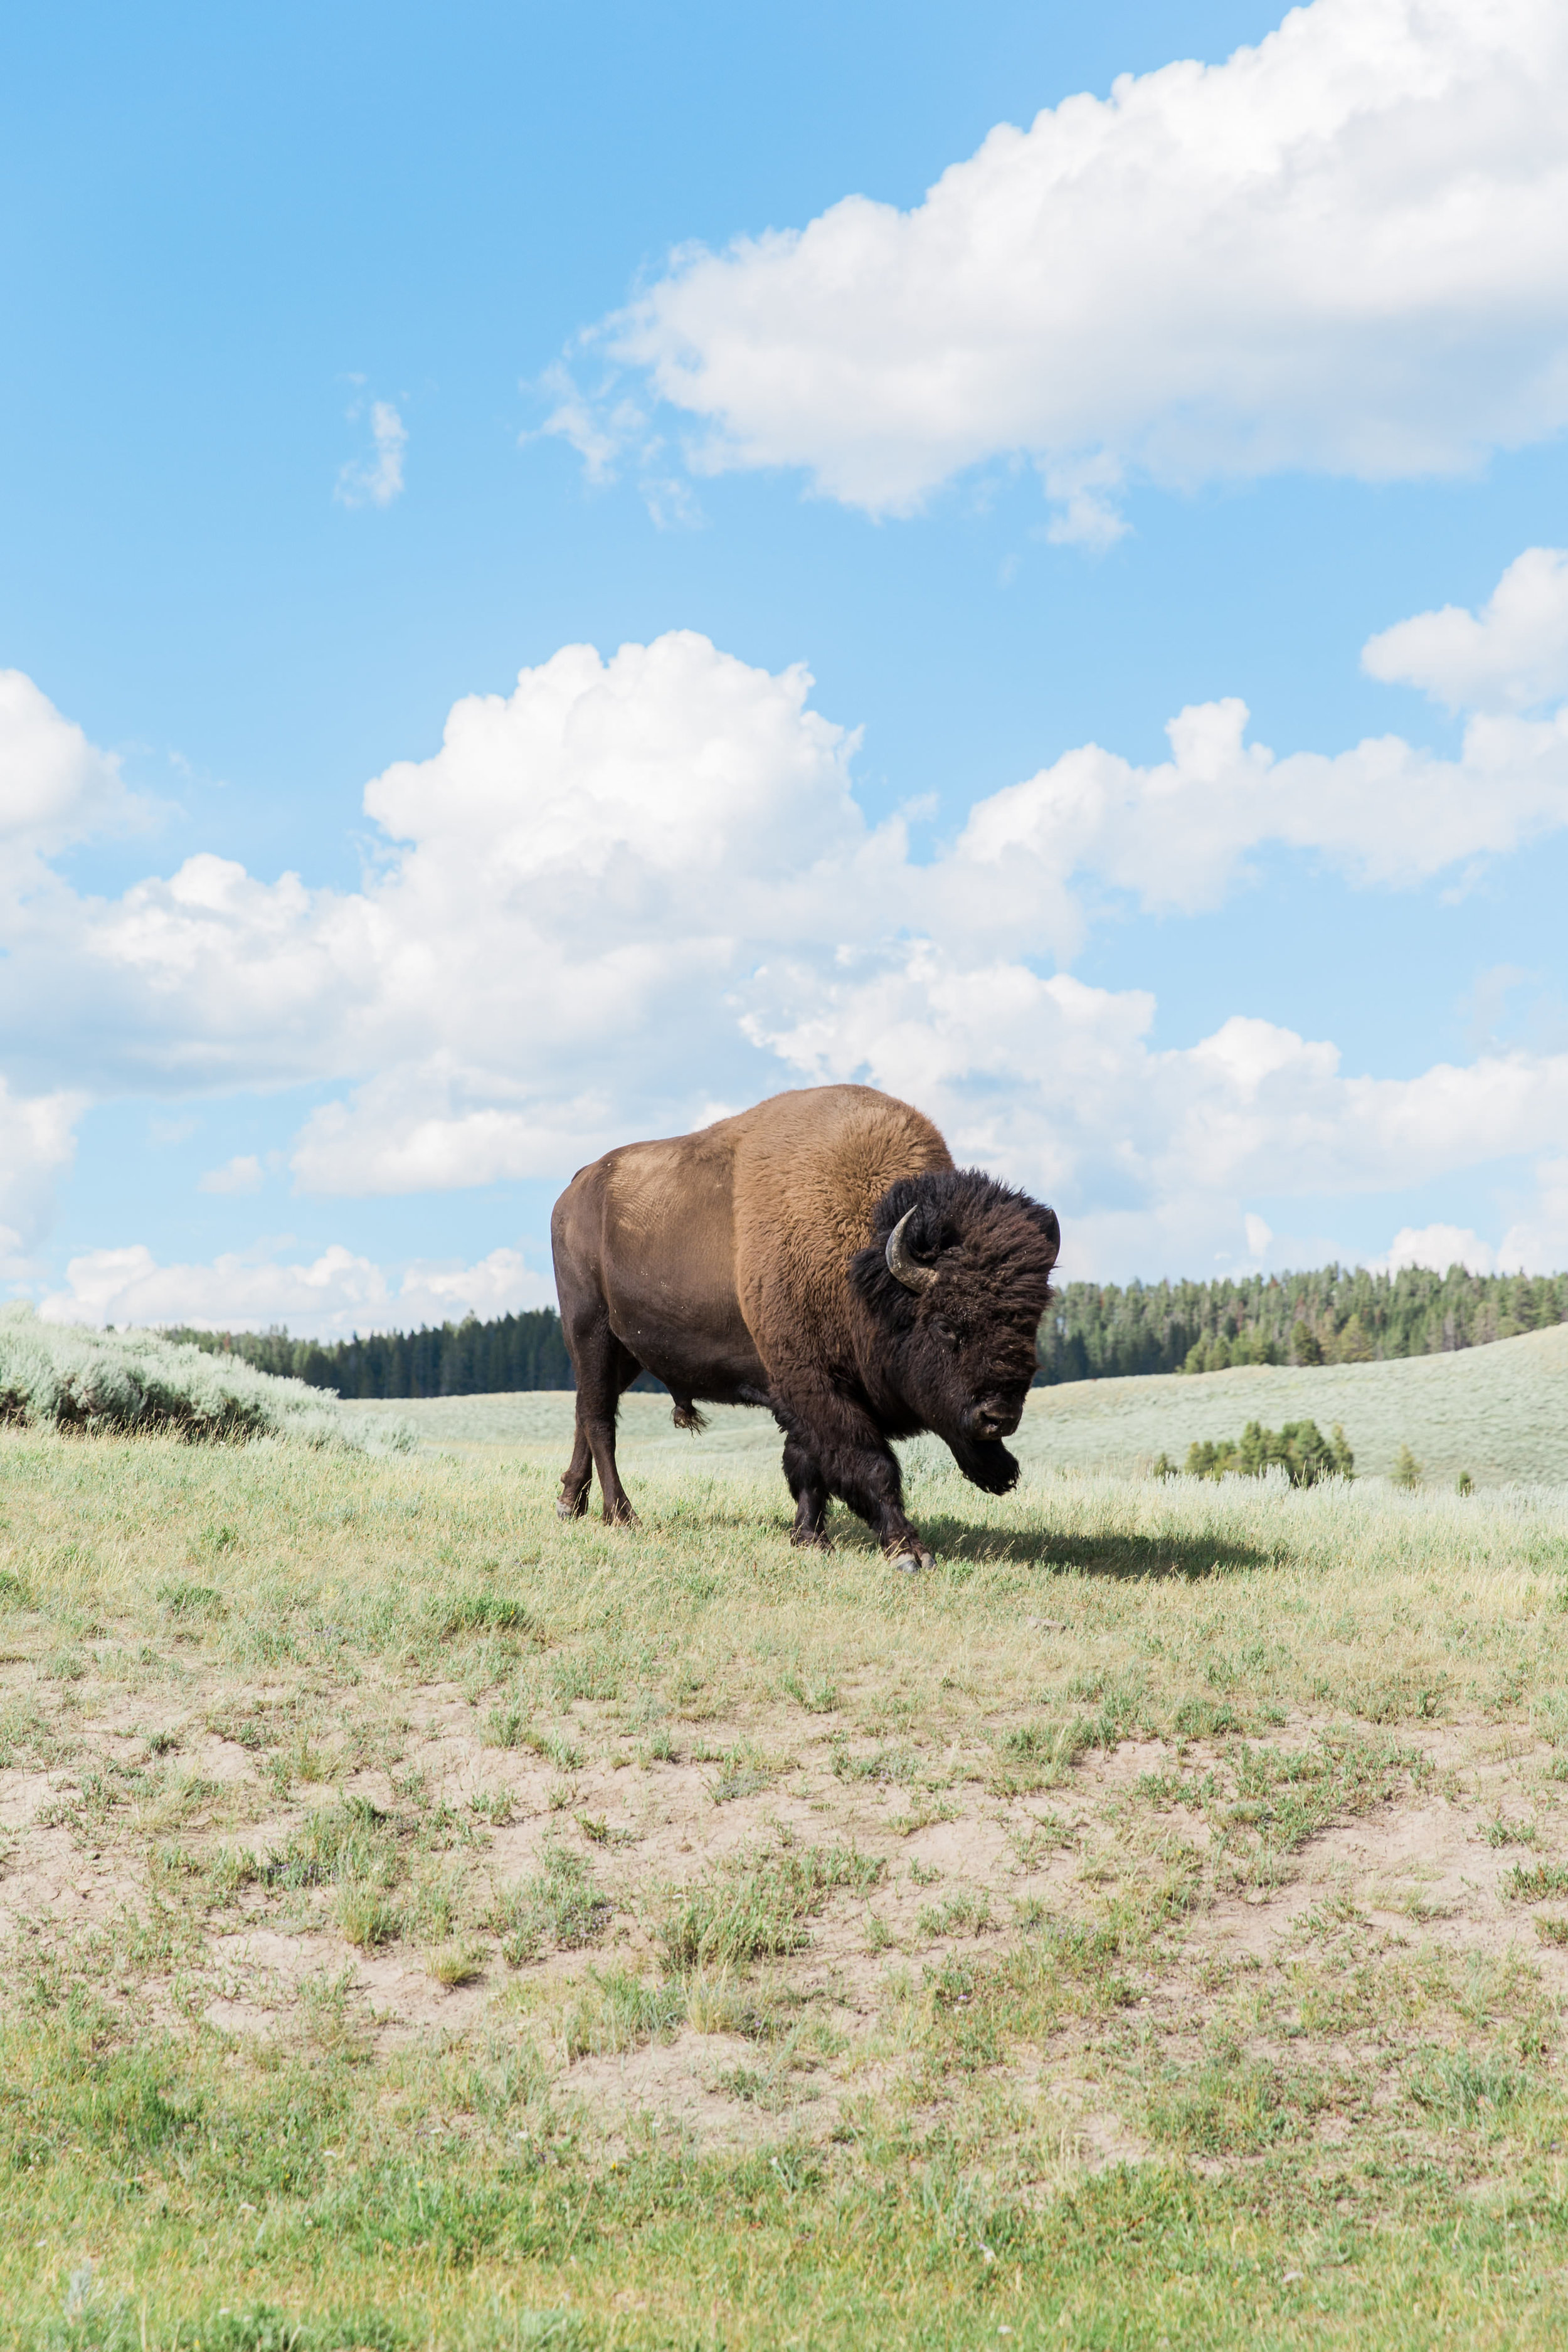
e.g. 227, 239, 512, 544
550, 1083, 1060, 1571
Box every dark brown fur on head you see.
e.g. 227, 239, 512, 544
850, 1168, 1060, 1333
848, 1169, 1060, 1488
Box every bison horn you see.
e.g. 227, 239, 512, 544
886, 1207, 938, 1292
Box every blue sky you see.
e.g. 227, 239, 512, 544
3, 0, 1567, 1332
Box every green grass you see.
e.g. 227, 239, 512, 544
655, 1838, 886, 1970
3, 1417, 1568, 2346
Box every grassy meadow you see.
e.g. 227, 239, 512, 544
3, 1349, 1568, 2347
354, 1318, 1568, 1490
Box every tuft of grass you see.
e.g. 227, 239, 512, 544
685, 1971, 758, 2035
1146, 2055, 1296, 2155
562, 1964, 686, 2058
337, 1888, 399, 1949
1505, 1861, 1568, 1904
780, 1670, 840, 1714
426, 1942, 485, 1988
657, 1840, 886, 1972
917, 1888, 993, 1939
1485, 1816, 1539, 1847
495, 1843, 611, 1963
264, 1794, 403, 1900
1409, 2049, 1522, 2122
707, 1742, 782, 1802
158, 1579, 226, 1620
832, 1742, 929, 1786
433, 1589, 532, 1638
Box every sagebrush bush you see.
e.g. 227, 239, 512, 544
0, 1303, 415, 1451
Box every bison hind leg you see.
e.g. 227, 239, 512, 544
671, 1397, 709, 1434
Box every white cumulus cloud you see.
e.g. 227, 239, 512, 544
40, 1241, 552, 1337
0, 669, 147, 858
746, 945, 1568, 1274
1362, 546, 1568, 713
1377, 1223, 1499, 1276
556, 0, 1568, 531
0, 1078, 85, 1270
8, 563, 1568, 1285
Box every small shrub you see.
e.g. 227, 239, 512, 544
1393, 1443, 1422, 1490
1185, 1420, 1353, 1486
0, 1301, 415, 1451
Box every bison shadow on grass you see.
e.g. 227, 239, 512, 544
859, 1513, 1273, 1581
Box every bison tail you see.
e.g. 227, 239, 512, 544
671, 1399, 709, 1434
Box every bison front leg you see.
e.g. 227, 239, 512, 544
782, 1433, 832, 1550
779, 1388, 933, 1572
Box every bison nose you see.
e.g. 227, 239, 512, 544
969, 1397, 1020, 1441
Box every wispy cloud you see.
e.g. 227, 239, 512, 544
335, 397, 407, 509
198, 1153, 264, 1195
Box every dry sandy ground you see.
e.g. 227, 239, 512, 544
5, 1669, 1564, 2163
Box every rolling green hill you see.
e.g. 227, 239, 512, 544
354, 1317, 1568, 1488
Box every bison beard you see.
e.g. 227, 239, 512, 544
549, 1084, 1059, 1571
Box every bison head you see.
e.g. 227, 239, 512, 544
849, 1170, 1060, 1490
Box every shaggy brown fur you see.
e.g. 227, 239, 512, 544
550, 1084, 1059, 1569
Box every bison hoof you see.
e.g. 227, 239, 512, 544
556, 1496, 584, 1520
887, 1546, 933, 1574
790, 1528, 834, 1552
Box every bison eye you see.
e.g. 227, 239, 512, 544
931, 1316, 962, 1351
